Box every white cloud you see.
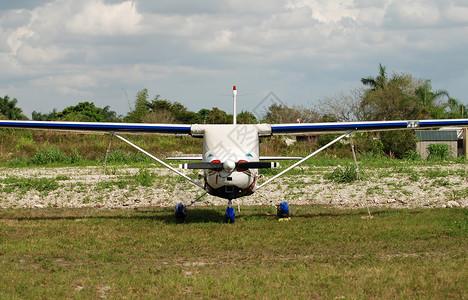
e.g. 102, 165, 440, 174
6, 25, 34, 53
270, 6, 315, 29
384, 1, 441, 28
67, 1, 143, 36
444, 3, 468, 23
30, 73, 98, 95
286, 0, 360, 23
16, 44, 68, 64
197, 30, 234, 52
5, 10, 36, 54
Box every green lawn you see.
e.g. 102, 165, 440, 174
1, 206, 466, 299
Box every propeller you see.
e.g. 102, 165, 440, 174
179, 161, 279, 170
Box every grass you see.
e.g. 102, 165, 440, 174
325, 165, 360, 183
0, 206, 466, 298
0, 130, 203, 165
0, 131, 466, 297
134, 168, 157, 187
0, 177, 60, 194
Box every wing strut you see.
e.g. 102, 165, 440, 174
257, 130, 354, 189
111, 132, 205, 190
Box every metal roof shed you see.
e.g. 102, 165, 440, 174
415, 130, 459, 159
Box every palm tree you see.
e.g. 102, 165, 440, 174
0, 95, 28, 120
361, 64, 388, 91
414, 80, 449, 119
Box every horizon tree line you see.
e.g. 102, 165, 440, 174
1, 64, 466, 158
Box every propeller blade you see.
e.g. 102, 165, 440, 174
236, 162, 280, 169
180, 162, 223, 169
180, 161, 279, 170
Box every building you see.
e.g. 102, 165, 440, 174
415, 129, 465, 159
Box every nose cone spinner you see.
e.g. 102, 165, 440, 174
223, 160, 236, 172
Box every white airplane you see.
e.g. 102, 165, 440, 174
1, 86, 468, 222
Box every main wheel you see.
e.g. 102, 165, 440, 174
175, 202, 186, 220
277, 201, 290, 218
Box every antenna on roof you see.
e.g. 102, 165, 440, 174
233, 85, 237, 125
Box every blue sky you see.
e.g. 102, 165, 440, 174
1, 0, 467, 118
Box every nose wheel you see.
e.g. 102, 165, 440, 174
225, 200, 235, 223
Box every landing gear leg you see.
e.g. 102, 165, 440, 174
258, 192, 291, 220
174, 192, 207, 222
225, 200, 235, 223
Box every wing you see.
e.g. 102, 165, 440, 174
2, 118, 467, 136
0, 120, 191, 135
270, 119, 468, 135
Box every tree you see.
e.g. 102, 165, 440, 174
197, 109, 211, 124
413, 80, 449, 119
125, 92, 201, 124
57, 102, 119, 122
237, 111, 258, 124
124, 89, 150, 123
101, 105, 120, 122
360, 70, 420, 121
317, 89, 364, 121
359, 65, 423, 157
32, 102, 120, 122
380, 130, 416, 159
206, 107, 230, 124
144, 95, 178, 124
142, 110, 177, 123
32, 109, 59, 121
361, 63, 388, 91
263, 104, 319, 123
0, 95, 28, 120
147, 96, 172, 111
444, 98, 467, 119
175, 110, 200, 124
360, 64, 466, 122
146, 95, 200, 124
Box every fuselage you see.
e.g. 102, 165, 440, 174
194, 124, 269, 199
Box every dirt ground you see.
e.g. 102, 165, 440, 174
0, 164, 466, 209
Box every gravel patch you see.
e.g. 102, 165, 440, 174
0, 164, 466, 209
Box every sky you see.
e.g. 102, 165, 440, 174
1, 0, 467, 119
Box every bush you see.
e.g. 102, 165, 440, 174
427, 143, 452, 161
26, 147, 83, 165
134, 168, 156, 186
69, 148, 83, 164
104, 149, 151, 164
354, 133, 385, 158
404, 150, 421, 161
6, 158, 28, 168
380, 130, 416, 159
326, 165, 360, 183
29, 147, 68, 165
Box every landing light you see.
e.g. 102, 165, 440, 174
237, 159, 247, 172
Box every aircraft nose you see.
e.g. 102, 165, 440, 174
223, 160, 236, 172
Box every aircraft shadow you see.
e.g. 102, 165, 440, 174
0, 206, 423, 224
1, 208, 227, 224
